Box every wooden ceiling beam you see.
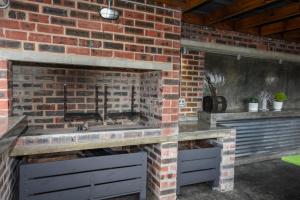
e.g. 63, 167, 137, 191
150, 0, 183, 9
182, 13, 205, 25
269, 29, 300, 41
182, 0, 209, 12
260, 16, 300, 36
235, 2, 300, 30
152, 0, 208, 11
203, 0, 278, 25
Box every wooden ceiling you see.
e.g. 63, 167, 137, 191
153, 0, 300, 43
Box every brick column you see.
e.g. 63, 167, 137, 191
143, 67, 180, 200
179, 50, 205, 120
213, 129, 236, 192
0, 60, 12, 117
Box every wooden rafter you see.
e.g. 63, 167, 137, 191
182, 13, 205, 25
269, 29, 300, 42
235, 2, 300, 30
152, 0, 208, 12
203, 0, 278, 25
183, 0, 209, 12
260, 16, 300, 36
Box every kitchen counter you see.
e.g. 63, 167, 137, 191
11, 126, 171, 156
11, 120, 234, 156
179, 120, 234, 141
199, 110, 300, 127
0, 116, 28, 154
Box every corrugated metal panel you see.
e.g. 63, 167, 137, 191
218, 118, 300, 158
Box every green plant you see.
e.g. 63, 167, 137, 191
248, 97, 259, 103
274, 92, 288, 102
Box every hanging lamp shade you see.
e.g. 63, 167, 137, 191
99, 0, 119, 20
0, 0, 10, 9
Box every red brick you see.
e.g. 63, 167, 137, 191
91, 49, 113, 57
170, 100, 178, 107
146, 14, 163, 23
53, 0, 75, 7
114, 51, 134, 59
0, 61, 9, 69
172, 86, 179, 93
0, 28, 4, 37
67, 47, 90, 55
0, 19, 19, 29
78, 20, 102, 30
174, 11, 181, 19
135, 53, 153, 61
53, 36, 78, 45
171, 114, 178, 122
20, 22, 36, 31
0, 100, 8, 110
125, 44, 144, 53
0, 80, 8, 90
155, 39, 172, 47
124, 10, 145, 20
155, 55, 170, 62
173, 41, 180, 48
102, 23, 124, 33
163, 100, 171, 107
146, 30, 162, 38
155, 23, 173, 32
5, 30, 27, 40
162, 127, 174, 136
29, 13, 49, 23
37, 24, 64, 34
162, 114, 171, 122
79, 39, 101, 48
29, 33, 51, 43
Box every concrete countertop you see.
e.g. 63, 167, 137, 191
0, 116, 28, 154
11, 126, 173, 156
11, 120, 234, 156
179, 120, 234, 141
199, 110, 300, 127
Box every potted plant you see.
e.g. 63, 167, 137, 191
248, 97, 259, 112
273, 92, 288, 111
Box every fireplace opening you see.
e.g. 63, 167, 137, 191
12, 62, 162, 131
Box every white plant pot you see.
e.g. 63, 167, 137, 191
273, 101, 283, 111
248, 103, 259, 112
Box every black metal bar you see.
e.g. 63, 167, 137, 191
64, 83, 67, 122
131, 85, 135, 114
64, 84, 102, 122
104, 85, 108, 120
95, 84, 99, 114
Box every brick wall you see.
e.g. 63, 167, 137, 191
212, 129, 236, 192
179, 50, 205, 120
179, 23, 300, 118
1, 0, 181, 132
0, 60, 12, 117
13, 63, 149, 129
0, 0, 181, 130
182, 23, 300, 55
0, 0, 181, 62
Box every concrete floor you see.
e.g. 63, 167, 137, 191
112, 159, 300, 200
178, 159, 300, 200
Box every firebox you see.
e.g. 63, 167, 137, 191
12, 62, 162, 131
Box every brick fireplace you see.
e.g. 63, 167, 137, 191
0, 0, 181, 199
12, 63, 163, 130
